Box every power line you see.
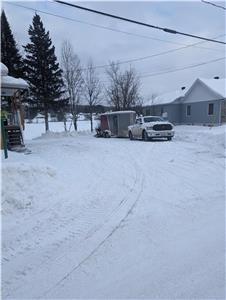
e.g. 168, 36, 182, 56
80, 38, 225, 71
5, 1, 225, 80
6, 1, 224, 52
95, 57, 225, 85
201, 0, 226, 10
55, 0, 226, 45
6, 1, 225, 74
140, 57, 225, 79
2, 2, 188, 46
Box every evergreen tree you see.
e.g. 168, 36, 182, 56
1, 10, 24, 78
24, 13, 65, 131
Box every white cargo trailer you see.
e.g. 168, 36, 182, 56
96, 111, 136, 138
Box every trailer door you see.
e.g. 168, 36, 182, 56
113, 115, 118, 135
100, 115, 109, 130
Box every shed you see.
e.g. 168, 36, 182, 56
100, 111, 136, 137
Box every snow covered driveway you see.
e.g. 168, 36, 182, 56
1, 125, 225, 299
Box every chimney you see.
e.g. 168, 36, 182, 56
214, 76, 219, 79
181, 86, 186, 90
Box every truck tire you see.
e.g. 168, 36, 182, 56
142, 130, 149, 141
129, 131, 133, 140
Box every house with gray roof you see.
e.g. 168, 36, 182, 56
181, 77, 226, 125
143, 77, 226, 125
143, 87, 187, 124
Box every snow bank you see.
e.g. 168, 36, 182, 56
34, 130, 92, 140
1, 162, 57, 214
175, 124, 225, 150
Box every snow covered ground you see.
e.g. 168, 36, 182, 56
23, 120, 97, 140
1, 122, 225, 299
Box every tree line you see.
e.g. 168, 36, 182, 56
1, 10, 143, 132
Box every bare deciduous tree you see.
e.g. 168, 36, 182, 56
105, 62, 121, 110
105, 62, 141, 111
61, 40, 83, 131
149, 93, 158, 115
134, 96, 144, 115
83, 59, 102, 132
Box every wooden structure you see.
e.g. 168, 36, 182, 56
1, 63, 29, 153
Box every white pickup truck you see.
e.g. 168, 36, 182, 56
128, 116, 174, 141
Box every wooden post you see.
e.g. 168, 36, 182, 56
1, 117, 8, 159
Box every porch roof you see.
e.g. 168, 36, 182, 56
1, 75, 29, 90
1, 63, 28, 96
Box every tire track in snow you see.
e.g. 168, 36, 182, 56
84, 159, 139, 240
3, 140, 145, 299
39, 132, 225, 298
41, 174, 144, 299
38, 158, 145, 299
3, 141, 127, 278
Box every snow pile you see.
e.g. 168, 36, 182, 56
1, 162, 57, 214
34, 130, 93, 140
175, 124, 225, 151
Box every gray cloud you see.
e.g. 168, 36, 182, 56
3, 1, 225, 99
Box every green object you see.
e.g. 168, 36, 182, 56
1, 116, 8, 159
1, 110, 8, 119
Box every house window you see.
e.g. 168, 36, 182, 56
208, 103, 214, 115
186, 105, 191, 116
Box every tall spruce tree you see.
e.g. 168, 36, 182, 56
24, 13, 64, 131
1, 10, 24, 78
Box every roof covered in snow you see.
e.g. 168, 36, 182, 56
35, 113, 45, 118
102, 110, 136, 115
1, 62, 9, 76
151, 88, 187, 106
148, 77, 226, 107
197, 78, 226, 98
1, 75, 29, 89
1, 62, 28, 93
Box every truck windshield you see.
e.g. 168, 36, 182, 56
143, 117, 164, 123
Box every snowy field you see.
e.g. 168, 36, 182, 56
1, 122, 225, 299
23, 120, 98, 140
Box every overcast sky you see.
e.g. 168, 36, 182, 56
2, 0, 226, 102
